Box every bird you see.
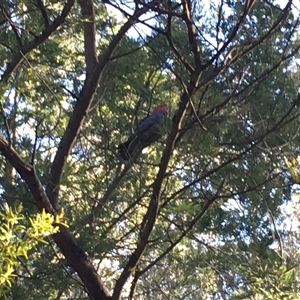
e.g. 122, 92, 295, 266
118, 103, 169, 161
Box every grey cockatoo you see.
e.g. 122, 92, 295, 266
118, 103, 169, 160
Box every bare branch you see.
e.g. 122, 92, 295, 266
216, 0, 225, 49
35, 0, 49, 28
223, 0, 293, 67
0, 101, 11, 146
181, 0, 201, 67
1, 6, 23, 48
0, 134, 55, 213
0, 134, 111, 300
202, 0, 256, 69
81, 163, 132, 225
140, 186, 221, 276
165, 6, 194, 73
31, 119, 42, 166
129, 271, 140, 300
52, 227, 112, 300
36, 0, 49, 28
78, 0, 98, 72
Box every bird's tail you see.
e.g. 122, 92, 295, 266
118, 136, 140, 161
118, 141, 130, 160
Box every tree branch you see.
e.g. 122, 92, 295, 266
181, 0, 201, 67
1, 6, 23, 48
165, 5, 194, 73
0, 135, 55, 212
0, 0, 75, 82
202, 0, 256, 69
35, 0, 49, 28
0, 134, 112, 300
78, 0, 98, 72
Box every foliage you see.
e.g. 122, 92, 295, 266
0, 0, 300, 299
0, 203, 64, 298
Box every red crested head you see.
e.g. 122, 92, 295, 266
153, 103, 169, 113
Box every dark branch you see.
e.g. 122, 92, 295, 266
78, 0, 98, 72
165, 6, 194, 73
181, 0, 201, 67
1, 0, 75, 82
1, 6, 23, 48
202, 0, 256, 69
35, 0, 49, 28
0, 135, 112, 300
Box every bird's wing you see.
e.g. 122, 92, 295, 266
134, 112, 164, 134
117, 111, 166, 160
134, 115, 151, 132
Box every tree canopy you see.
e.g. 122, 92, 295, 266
1, 0, 300, 299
